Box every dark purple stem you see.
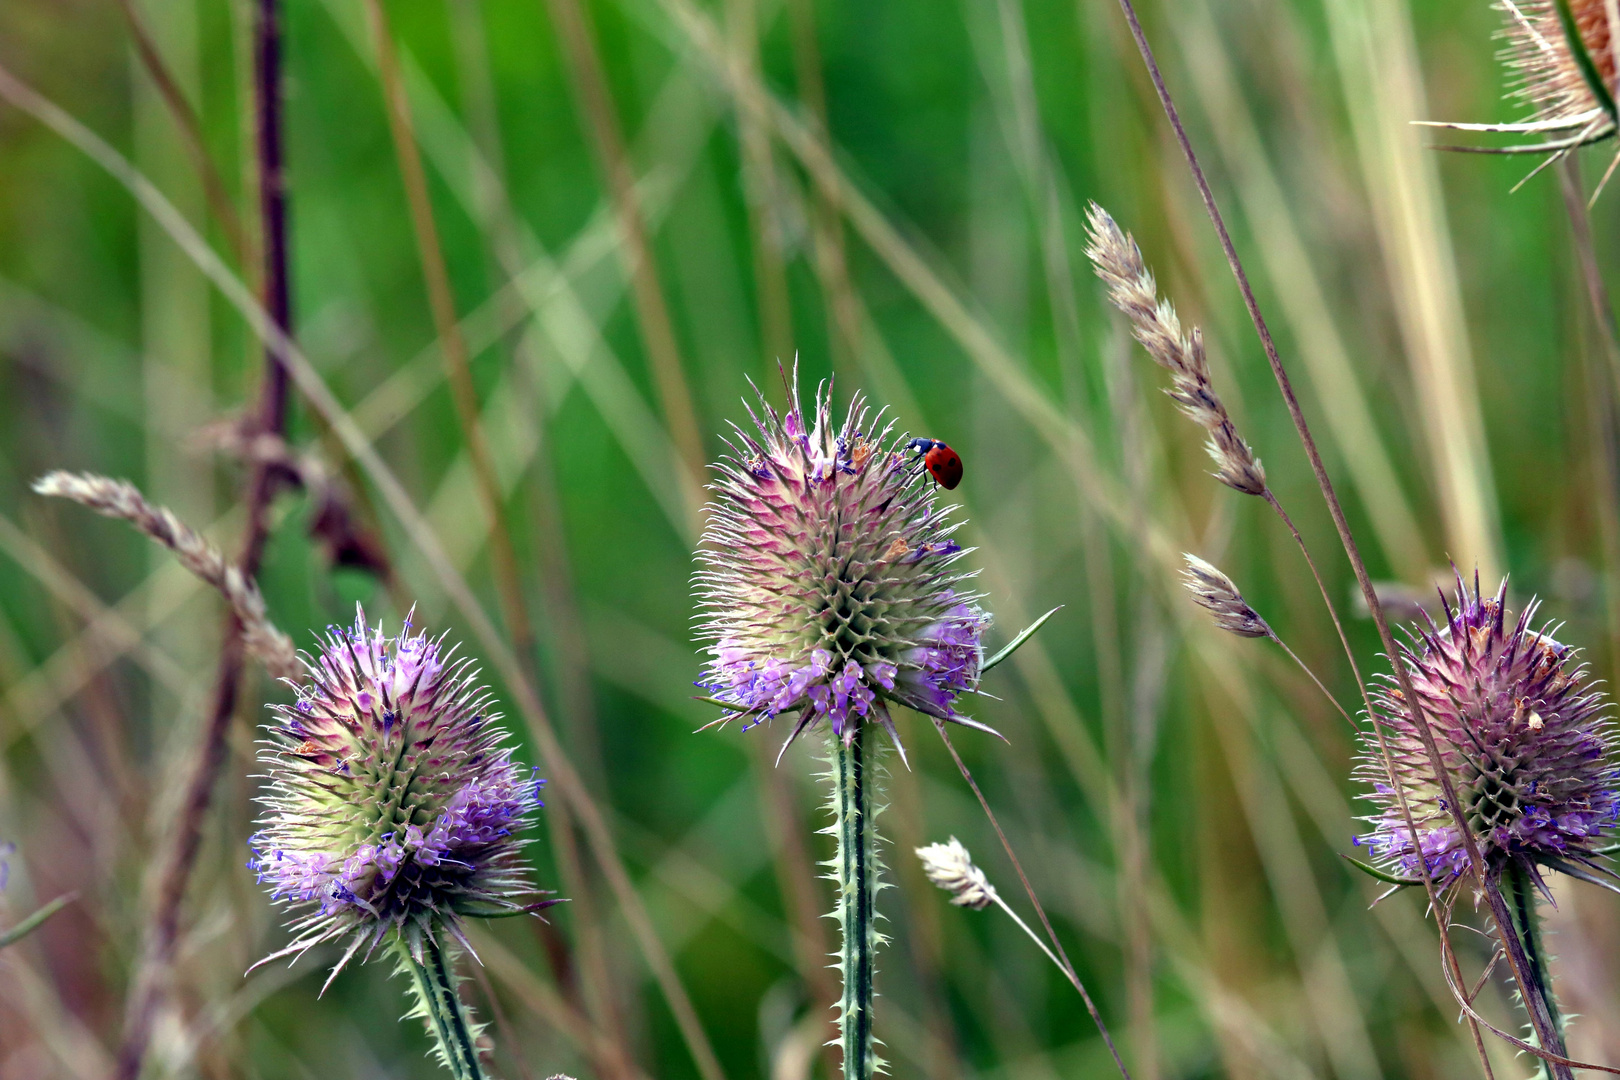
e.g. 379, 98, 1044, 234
115, 2, 293, 1076
1108, 2, 1571, 1075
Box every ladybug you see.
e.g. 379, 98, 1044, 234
907, 437, 963, 490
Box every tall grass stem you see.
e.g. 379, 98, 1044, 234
933, 720, 1132, 1080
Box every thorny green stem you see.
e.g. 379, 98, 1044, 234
1505, 865, 1566, 1080
932, 720, 1132, 1080
1109, 1, 1520, 1073
396, 933, 489, 1080
829, 726, 880, 1079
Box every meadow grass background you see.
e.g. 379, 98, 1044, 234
1, 0, 1619, 1075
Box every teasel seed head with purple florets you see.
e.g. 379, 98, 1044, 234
248, 608, 548, 987
1356, 572, 1620, 891
693, 368, 993, 765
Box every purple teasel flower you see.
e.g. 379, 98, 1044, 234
248, 608, 548, 987
1355, 571, 1620, 892
693, 369, 993, 765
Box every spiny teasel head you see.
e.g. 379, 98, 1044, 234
1083, 204, 1267, 497
1356, 572, 1620, 887
1497, 0, 1618, 145
1181, 554, 1271, 639
693, 369, 993, 764
249, 608, 546, 984
916, 837, 997, 910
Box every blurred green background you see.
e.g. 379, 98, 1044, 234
2, 0, 1619, 1075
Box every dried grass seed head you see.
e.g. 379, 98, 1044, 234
32, 470, 299, 678
1083, 205, 1266, 496
916, 837, 996, 909
1356, 572, 1620, 886
694, 368, 995, 763
1181, 554, 1271, 639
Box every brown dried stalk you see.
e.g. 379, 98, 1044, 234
1109, 1, 1555, 1073
31, 472, 297, 680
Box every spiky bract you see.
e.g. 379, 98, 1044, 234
249, 609, 544, 983
694, 371, 991, 762
1357, 574, 1620, 887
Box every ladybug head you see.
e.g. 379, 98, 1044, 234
907, 437, 943, 456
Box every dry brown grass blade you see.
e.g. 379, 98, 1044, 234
1167, 0, 1431, 582
0, 66, 729, 1080
357, 6, 629, 1057
468, 925, 654, 1080
1315, 0, 1504, 579
543, 0, 707, 478
118, 0, 251, 269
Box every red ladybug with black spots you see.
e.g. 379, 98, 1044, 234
907, 437, 963, 490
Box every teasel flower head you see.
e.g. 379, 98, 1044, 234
1356, 571, 1620, 888
694, 368, 993, 765
248, 608, 546, 985
1083, 205, 1267, 497
1181, 554, 1271, 639
916, 837, 997, 910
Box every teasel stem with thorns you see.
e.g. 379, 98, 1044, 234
693, 368, 1007, 1077
1107, 3, 1566, 1072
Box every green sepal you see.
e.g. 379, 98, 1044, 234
1340, 853, 1423, 888
981, 607, 1062, 674
0, 892, 76, 950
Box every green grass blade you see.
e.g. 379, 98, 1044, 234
0, 893, 77, 950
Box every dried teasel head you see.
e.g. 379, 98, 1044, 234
1420, 1, 1620, 179
1084, 205, 1267, 497
1501, 1, 1618, 140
